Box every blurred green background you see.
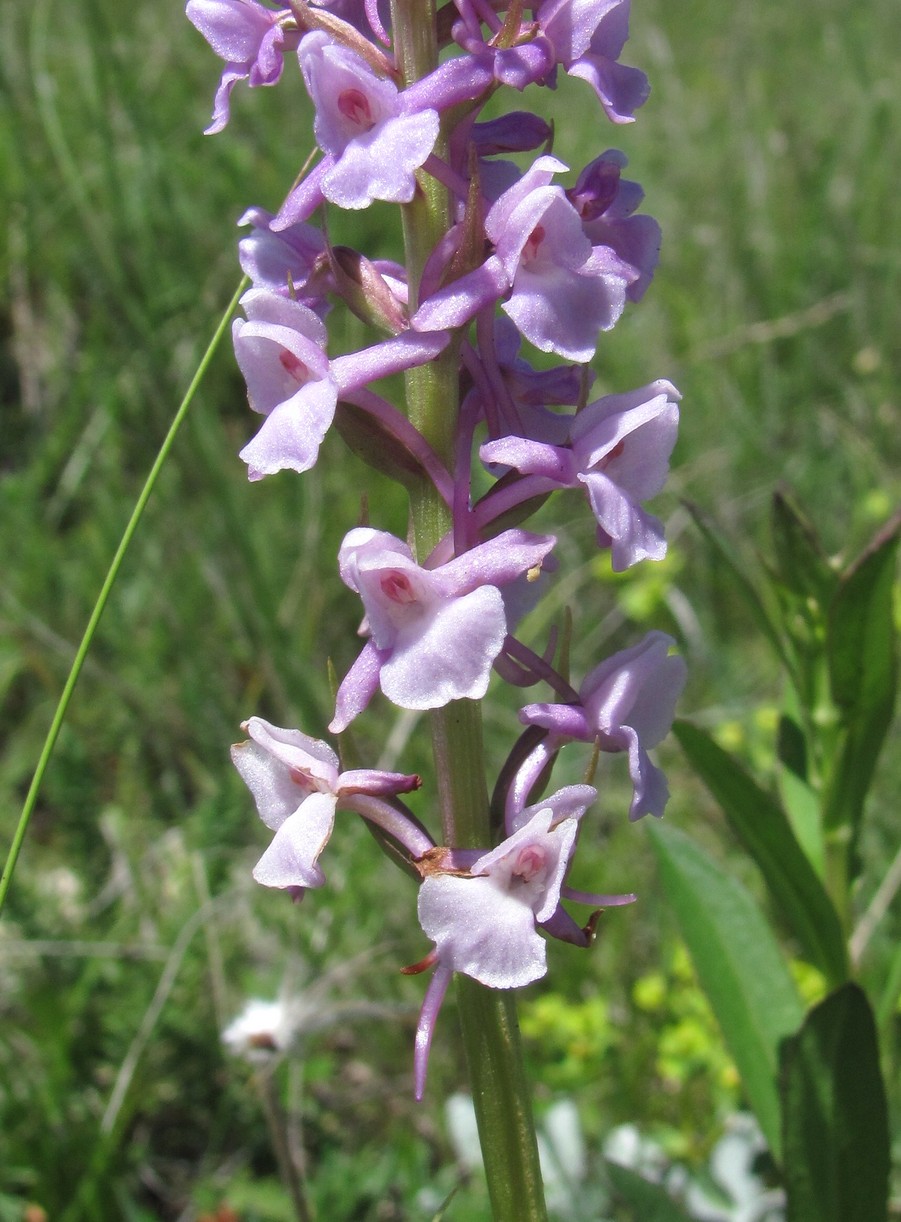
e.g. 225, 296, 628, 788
1, 0, 898, 1216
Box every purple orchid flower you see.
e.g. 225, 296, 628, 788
237, 206, 332, 315
420, 805, 582, 989
537, 0, 650, 123
232, 716, 428, 892
233, 287, 449, 479
186, 0, 297, 134
486, 155, 638, 360
232, 288, 337, 479
413, 156, 639, 362
329, 527, 556, 731
520, 631, 687, 819
409, 791, 635, 1097
567, 150, 661, 301
480, 379, 680, 571
274, 30, 440, 224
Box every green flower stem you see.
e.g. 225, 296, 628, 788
0, 278, 248, 918
455, 978, 548, 1221
430, 701, 489, 848
390, 3, 547, 1217
390, 0, 459, 549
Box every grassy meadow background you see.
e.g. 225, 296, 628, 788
1, 0, 899, 1216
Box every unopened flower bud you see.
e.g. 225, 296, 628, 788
330, 245, 408, 333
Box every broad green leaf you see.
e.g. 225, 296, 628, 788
780, 984, 889, 1222
673, 720, 848, 986
605, 1161, 693, 1221
823, 512, 900, 868
647, 823, 803, 1160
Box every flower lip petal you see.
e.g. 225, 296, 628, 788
418, 873, 548, 988
379, 585, 507, 709
321, 110, 441, 209
251, 792, 337, 889
238, 378, 338, 478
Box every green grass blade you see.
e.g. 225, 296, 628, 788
876, 939, 901, 1032
0, 278, 248, 917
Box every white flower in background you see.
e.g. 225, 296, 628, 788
222, 984, 411, 1065
221, 997, 303, 1061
